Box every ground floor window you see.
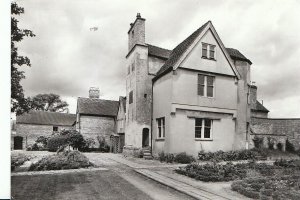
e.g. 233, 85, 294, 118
157, 117, 165, 138
195, 118, 212, 139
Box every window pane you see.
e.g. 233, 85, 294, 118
202, 43, 208, 49
158, 119, 161, 126
204, 119, 211, 127
198, 74, 205, 84
207, 86, 213, 97
202, 49, 207, 57
204, 128, 210, 138
207, 76, 214, 86
209, 50, 214, 59
210, 45, 215, 51
195, 130, 201, 138
158, 127, 161, 138
198, 85, 204, 96
195, 118, 202, 126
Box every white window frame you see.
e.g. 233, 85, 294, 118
195, 118, 213, 140
198, 74, 215, 98
157, 117, 165, 139
202, 43, 216, 60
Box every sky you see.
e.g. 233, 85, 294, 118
15, 0, 300, 117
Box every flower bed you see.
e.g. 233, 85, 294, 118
158, 152, 195, 164
231, 175, 300, 199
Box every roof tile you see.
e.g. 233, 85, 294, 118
77, 98, 119, 117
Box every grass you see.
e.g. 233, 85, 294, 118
11, 170, 153, 200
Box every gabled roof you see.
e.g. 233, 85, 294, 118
251, 100, 269, 113
17, 111, 76, 126
147, 44, 171, 60
77, 97, 119, 117
155, 21, 210, 80
226, 48, 252, 65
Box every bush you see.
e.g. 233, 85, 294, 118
29, 150, 93, 171
96, 136, 110, 152
286, 139, 295, 152
47, 135, 68, 152
176, 162, 248, 182
274, 159, 300, 169
198, 149, 259, 162
11, 153, 31, 171
174, 152, 195, 164
158, 152, 175, 163
252, 136, 264, 149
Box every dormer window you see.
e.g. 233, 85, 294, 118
202, 43, 216, 60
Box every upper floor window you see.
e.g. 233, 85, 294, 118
157, 117, 165, 138
195, 118, 212, 140
129, 91, 133, 104
202, 43, 216, 60
198, 74, 214, 97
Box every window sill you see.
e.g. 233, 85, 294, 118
201, 56, 216, 61
195, 139, 213, 141
198, 96, 215, 99
155, 138, 165, 141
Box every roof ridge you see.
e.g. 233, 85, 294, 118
154, 21, 210, 81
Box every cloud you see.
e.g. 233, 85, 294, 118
15, 0, 300, 117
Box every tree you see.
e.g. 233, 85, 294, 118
11, 2, 35, 115
29, 93, 69, 113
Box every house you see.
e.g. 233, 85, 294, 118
14, 111, 76, 150
75, 87, 119, 147
122, 13, 277, 156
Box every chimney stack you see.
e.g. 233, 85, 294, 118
128, 13, 146, 52
89, 87, 100, 98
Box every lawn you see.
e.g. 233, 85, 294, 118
12, 170, 153, 200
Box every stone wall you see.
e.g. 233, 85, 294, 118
79, 115, 116, 146
251, 117, 300, 150
13, 124, 73, 149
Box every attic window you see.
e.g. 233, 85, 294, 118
202, 43, 216, 60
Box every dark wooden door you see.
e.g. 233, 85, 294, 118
14, 136, 23, 150
142, 128, 149, 148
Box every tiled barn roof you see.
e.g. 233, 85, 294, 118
16, 111, 76, 126
226, 48, 252, 65
251, 100, 269, 113
77, 97, 119, 117
147, 44, 171, 60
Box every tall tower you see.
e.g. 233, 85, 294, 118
125, 13, 152, 148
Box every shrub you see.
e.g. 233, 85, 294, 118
133, 148, 143, 158
286, 139, 295, 152
176, 162, 247, 182
174, 152, 195, 164
11, 153, 31, 171
274, 159, 300, 169
252, 136, 264, 149
198, 149, 258, 162
36, 136, 49, 146
29, 150, 93, 171
158, 152, 175, 163
96, 136, 110, 152
47, 135, 68, 152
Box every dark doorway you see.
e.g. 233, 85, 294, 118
142, 128, 149, 148
14, 136, 23, 150
119, 133, 125, 153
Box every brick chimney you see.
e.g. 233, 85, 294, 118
128, 13, 145, 52
89, 87, 100, 98
249, 84, 257, 106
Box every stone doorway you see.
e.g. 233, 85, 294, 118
142, 128, 149, 148
14, 136, 23, 150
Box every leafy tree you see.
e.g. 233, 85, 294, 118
29, 93, 69, 113
11, 2, 35, 115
